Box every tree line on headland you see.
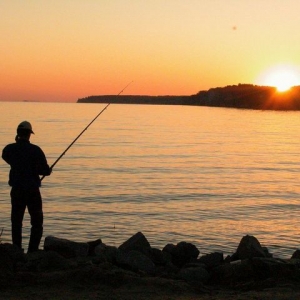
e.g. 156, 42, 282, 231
77, 84, 300, 110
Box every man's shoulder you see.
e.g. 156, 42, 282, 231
4, 142, 42, 151
29, 143, 45, 155
3, 143, 16, 150
28, 142, 40, 148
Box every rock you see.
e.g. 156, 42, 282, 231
149, 247, 172, 266
198, 252, 224, 269
24, 250, 77, 272
2, 234, 300, 293
163, 243, 176, 255
118, 232, 151, 255
291, 249, 300, 259
162, 242, 200, 268
1, 243, 25, 262
62, 264, 138, 288
235, 235, 266, 260
178, 266, 210, 284
0, 244, 15, 280
94, 243, 118, 264
155, 263, 179, 279
262, 246, 273, 258
251, 257, 297, 280
44, 236, 89, 258
0, 243, 25, 283
210, 256, 300, 286
87, 238, 102, 256
116, 250, 156, 275
210, 259, 255, 285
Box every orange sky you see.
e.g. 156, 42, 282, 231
1, 1, 300, 102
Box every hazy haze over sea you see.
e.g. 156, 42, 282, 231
1, 102, 300, 258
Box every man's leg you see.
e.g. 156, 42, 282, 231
10, 188, 26, 249
27, 189, 43, 253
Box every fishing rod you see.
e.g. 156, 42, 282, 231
41, 81, 133, 181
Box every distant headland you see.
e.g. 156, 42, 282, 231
77, 84, 300, 110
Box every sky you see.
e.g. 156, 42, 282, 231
1, 0, 300, 102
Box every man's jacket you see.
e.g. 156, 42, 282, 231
2, 139, 51, 188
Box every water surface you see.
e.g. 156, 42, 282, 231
1, 102, 300, 257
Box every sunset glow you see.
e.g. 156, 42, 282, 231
1, 1, 300, 102
256, 65, 300, 92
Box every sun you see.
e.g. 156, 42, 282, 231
256, 65, 300, 92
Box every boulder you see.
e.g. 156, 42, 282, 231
291, 249, 300, 259
162, 242, 200, 268
251, 257, 298, 280
198, 252, 224, 269
262, 246, 273, 258
149, 247, 172, 266
0, 244, 15, 280
210, 256, 300, 286
0, 243, 25, 262
116, 250, 156, 275
24, 250, 77, 272
210, 259, 255, 285
0, 243, 25, 282
94, 243, 118, 264
44, 236, 89, 258
118, 232, 151, 255
178, 266, 210, 284
235, 235, 266, 260
87, 238, 102, 256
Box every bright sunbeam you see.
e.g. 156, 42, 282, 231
256, 65, 300, 92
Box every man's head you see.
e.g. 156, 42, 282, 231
16, 121, 34, 139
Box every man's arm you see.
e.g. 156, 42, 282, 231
2, 145, 11, 165
36, 147, 51, 176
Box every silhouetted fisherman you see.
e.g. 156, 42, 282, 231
2, 121, 52, 253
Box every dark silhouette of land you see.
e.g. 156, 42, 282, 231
77, 84, 300, 110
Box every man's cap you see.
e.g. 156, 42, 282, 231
17, 121, 34, 134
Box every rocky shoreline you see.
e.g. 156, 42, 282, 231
1, 233, 300, 299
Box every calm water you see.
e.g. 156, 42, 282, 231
1, 102, 300, 258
